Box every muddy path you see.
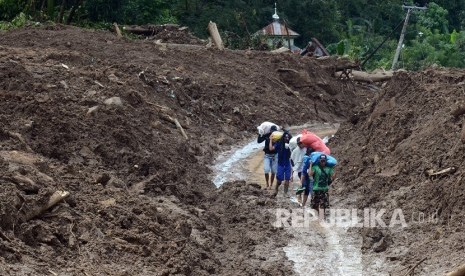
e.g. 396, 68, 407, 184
213, 122, 390, 275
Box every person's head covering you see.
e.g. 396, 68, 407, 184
270, 125, 278, 132
283, 131, 292, 142
319, 154, 327, 161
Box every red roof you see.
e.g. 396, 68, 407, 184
257, 22, 299, 37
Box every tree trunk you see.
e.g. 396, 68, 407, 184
66, 0, 82, 24
57, 0, 66, 23
113, 23, 123, 38
207, 21, 224, 50
47, 0, 55, 19
40, 0, 47, 20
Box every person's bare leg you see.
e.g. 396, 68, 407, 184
264, 173, 270, 189
302, 194, 309, 207
273, 180, 282, 196
283, 180, 289, 196
270, 173, 275, 189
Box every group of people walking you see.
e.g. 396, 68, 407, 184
257, 127, 336, 211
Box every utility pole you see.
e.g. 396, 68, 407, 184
391, 5, 427, 70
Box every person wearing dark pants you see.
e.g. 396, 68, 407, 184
297, 147, 315, 207
309, 154, 335, 216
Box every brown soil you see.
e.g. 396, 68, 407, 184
331, 68, 465, 275
0, 25, 369, 275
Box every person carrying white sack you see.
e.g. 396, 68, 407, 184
257, 125, 278, 189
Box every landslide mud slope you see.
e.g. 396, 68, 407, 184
332, 69, 465, 275
0, 25, 367, 275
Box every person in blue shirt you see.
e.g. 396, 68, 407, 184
257, 125, 278, 189
269, 131, 292, 197
296, 147, 315, 207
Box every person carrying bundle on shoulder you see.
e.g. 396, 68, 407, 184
290, 137, 307, 203
257, 125, 278, 189
308, 154, 336, 215
269, 130, 292, 197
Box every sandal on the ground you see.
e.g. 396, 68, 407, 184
296, 187, 305, 195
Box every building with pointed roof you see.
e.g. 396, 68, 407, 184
255, 3, 300, 53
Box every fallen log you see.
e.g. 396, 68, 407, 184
23, 191, 70, 222
123, 26, 156, 36
271, 47, 290, 54
424, 167, 457, 180
446, 264, 465, 276
207, 21, 224, 50
154, 39, 206, 50
123, 24, 181, 36
334, 70, 393, 83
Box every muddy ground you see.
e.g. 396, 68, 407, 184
2, 24, 463, 276
331, 68, 465, 275
0, 25, 370, 275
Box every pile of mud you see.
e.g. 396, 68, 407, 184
332, 68, 465, 275
0, 26, 367, 274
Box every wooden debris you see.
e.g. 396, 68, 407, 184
94, 80, 105, 88
23, 191, 70, 222
0, 230, 11, 242
446, 264, 465, 276
154, 39, 205, 49
334, 70, 393, 83
424, 167, 457, 179
277, 68, 300, 74
113, 23, 123, 38
207, 21, 224, 50
267, 77, 300, 97
158, 114, 189, 139
271, 47, 290, 54
174, 118, 188, 140
6, 174, 39, 193
146, 101, 171, 111
402, 257, 427, 276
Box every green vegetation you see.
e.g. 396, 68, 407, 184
1, 0, 465, 70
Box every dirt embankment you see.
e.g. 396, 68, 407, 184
0, 26, 368, 275
331, 69, 465, 275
